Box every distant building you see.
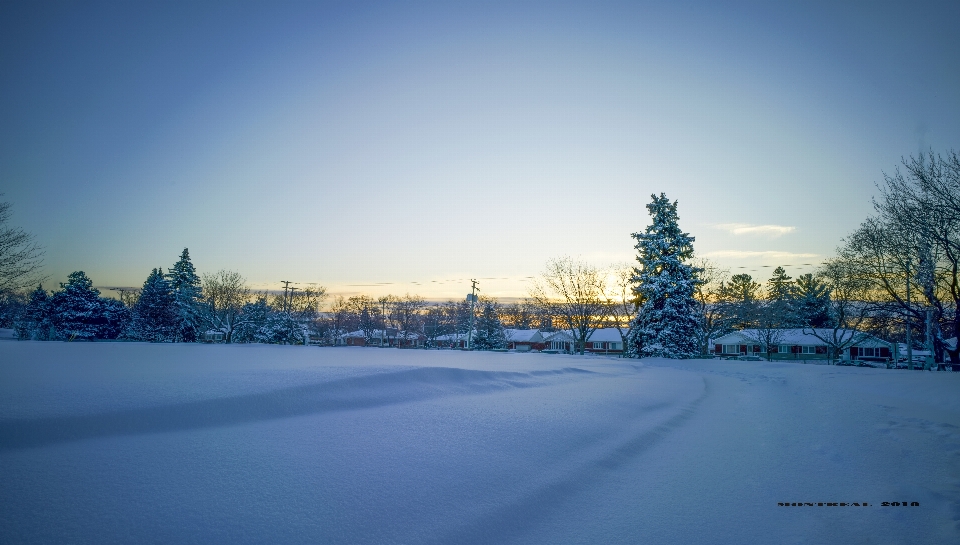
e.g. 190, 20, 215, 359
433, 332, 469, 349
712, 329, 891, 361
338, 329, 424, 348
504, 329, 545, 351
542, 328, 624, 354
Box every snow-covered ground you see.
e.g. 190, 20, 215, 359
1, 342, 958, 544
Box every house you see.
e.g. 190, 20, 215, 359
433, 332, 469, 349
338, 329, 424, 348
504, 329, 545, 351
583, 328, 625, 354
542, 328, 625, 354
338, 330, 368, 346
712, 329, 891, 361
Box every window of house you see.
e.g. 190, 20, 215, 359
801, 346, 817, 354
723, 345, 739, 354
779, 345, 791, 353
862, 347, 876, 357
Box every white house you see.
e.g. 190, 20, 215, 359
584, 328, 625, 354
712, 329, 892, 361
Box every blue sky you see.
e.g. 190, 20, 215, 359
2, 0, 958, 299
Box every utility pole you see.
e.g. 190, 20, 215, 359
381, 298, 387, 348
287, 286, 299, 313
906, 259, 913, 370
280, 280, 294, 312
466, 279, 478, 350
925, 308, 935, 371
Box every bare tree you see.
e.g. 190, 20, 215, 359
336, 295, 381, 341
691, 258, 732, 356
530, 257, 606, 354
107, 287, 141, 309
739, 309, 786, 361
802, 257, 871, 362
199, 270, 253, 343
389, 293, 427, 344
600, 263, 638, 351
0, 197, 46, 293
286, 286, 328, 321
325, 295, 356, 343
421, 303, 448, 347
499, 299, 539, 330
869, 150, 960, 363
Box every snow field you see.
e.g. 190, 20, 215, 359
1, 342, 959, 544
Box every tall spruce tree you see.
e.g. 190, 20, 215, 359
627, 194, 702, 358
130, 268, 178, 342
167, 248, 202, 342
472, 302, 507, 350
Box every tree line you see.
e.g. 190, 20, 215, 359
1, 150, 957, 360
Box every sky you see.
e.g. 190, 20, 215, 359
2, 0, 958, 301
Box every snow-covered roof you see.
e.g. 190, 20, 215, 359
340, 329, 422, 340
505, 329, 543, 343
543, 330, 575, 342
542, 329, 624, 343
586, 328, 623, 342
435, 332, 469, 341
713, 329, 889, 347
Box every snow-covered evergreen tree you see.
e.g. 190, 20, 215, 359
129, 268, 178, 342
167, 248, 202, 342
228, 293, 306, 345
255, 311, 305, 345
15, 284, 54, 340
99, 298, 131, 340
627, 194, 702, 359
472, 302, 506, 350
49, 271, 130, 340
231, 295, 270, 343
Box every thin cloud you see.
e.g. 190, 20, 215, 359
714, 223, 796, 237
703, 250, 818, 259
